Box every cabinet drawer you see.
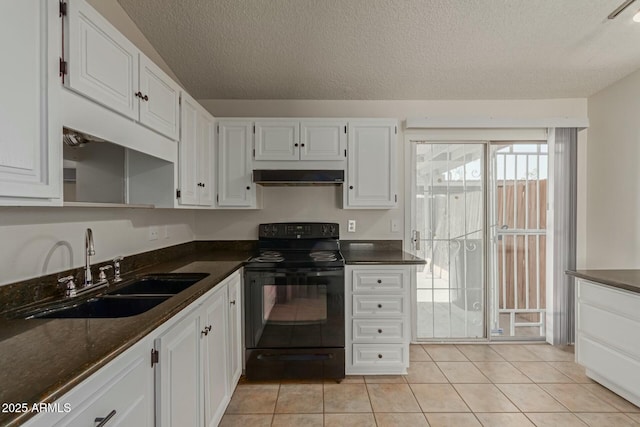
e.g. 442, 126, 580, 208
352, 344, 405, 366
579, 303, 640, 359
352, 269, 406, 293
578, 335, 640, 404
352, 295, 405, 317
352, 319, 406, 341
579, 280, 640, 321
53, 352, 151, 426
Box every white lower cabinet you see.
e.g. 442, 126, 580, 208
346, 265, 410, 375
24, 335, 154, 427
227, 272, 243, 387
24, 270, 244, 427
576, 279, 640, 408
156, 271, 242, 427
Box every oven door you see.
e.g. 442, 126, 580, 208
244, 267, 345, 350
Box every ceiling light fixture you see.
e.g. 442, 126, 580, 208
608, 0, 638, 19
634, 9, 640, 22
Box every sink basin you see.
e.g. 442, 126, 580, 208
26, 296, 170, 319
107, 273, 209, 296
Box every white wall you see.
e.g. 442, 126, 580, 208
584, 68, 640, 268
195, 99, 587, 241
0, 208, 195, 286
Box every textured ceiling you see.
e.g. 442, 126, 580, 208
117, 0, 640, 100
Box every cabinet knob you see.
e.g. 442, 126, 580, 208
294, 143, 299, 147
301, 143, 305, 147
378, 354, 383, 359
378, 329, 383, 334
349, 185, 354, 190
134, 91, 142, 98
246, 186, 251, 190
230, 300, 236, 305
202, 183, 206, 188
377, 304, 382, 308
377, 279, 382, 284
143, 94, 149, 101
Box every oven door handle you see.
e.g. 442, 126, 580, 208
257, 353, 335, 361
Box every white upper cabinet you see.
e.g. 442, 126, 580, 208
178, 93, 214, 207
254, 121, 299, 161
67, 0, 138, 120
345, 120, 398, 208
66, 0, 180, 140
217, 121, 256, 208
138, 55, 180, 140
300, 120, 347, 161
0, 0, 60, 202
178, 95, 199, 206
253, 120, 347, 161
197, 111, 215, 206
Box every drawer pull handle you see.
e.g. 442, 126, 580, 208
378, 354, 383, 359
377, 279, 382, 284
377, 304, 382, 308
95, 409, 116, 426
378, 329, 383, 334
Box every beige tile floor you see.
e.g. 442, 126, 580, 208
221, 344, 640, 427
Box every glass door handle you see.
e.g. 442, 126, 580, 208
412, 230, 421, 251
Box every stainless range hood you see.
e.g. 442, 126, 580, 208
253, 170, 344, 185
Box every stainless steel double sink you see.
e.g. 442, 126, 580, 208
25, 273, 209, 319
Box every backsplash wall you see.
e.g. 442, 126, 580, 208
194, 186, 402, 240
0, 208, 195, 286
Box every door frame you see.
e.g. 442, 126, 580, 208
404, 128, 555, 343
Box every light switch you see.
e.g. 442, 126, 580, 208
391, 219, 400, 232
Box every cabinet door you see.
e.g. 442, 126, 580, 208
217, 121, 255, 207
254, 121, 300, 161
67, 0, 138, 120
197, 111, 215, 206
227, 272, 243, 388
202, 287, 229, 427
138, 55, 180, 140
52, 348, 153, 427
346, 122, 397, 208
155, 311, 201, 427
300, 121, 347, 161
0, 0, 58, 200
178, 94, 199, 205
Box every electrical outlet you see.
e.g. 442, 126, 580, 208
148, 226, 159, 241
391, 219, 400, 233
348, 220, 356, 233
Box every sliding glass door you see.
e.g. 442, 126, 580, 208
410, 140, 549, 341
412, 143, 486, 339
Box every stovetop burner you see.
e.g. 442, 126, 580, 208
252, 251, 285, 263
309, 251, 338, 262
246, 222, 344, 269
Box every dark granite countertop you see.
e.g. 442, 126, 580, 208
340, 241, 426, 265
0, 249, 252, 426
567, 269, 640, 294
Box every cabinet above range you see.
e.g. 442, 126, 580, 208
218, 118, 398, 209
254, 119, 348, 162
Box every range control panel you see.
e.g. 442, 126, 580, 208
259, 222, 339, 239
